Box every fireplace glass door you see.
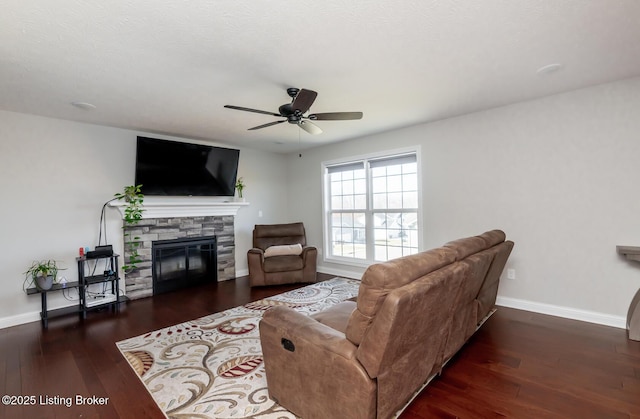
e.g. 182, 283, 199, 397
152, 236, 217, 295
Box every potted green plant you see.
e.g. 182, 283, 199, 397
113, 185, 145, 272
24, 259, 65, 291
235, 177, 245, 200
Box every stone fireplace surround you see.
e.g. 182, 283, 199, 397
110, 197, 248, 300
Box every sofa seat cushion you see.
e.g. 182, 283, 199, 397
311, 301, 356, 334
263, 255, 304, 273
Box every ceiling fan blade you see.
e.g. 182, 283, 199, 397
308, 112, 363, 121
224, 105, 281, 117
248, 120, 286, 130
291, 89, 317, 114
299, 120, 322, 135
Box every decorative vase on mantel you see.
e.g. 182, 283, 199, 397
235, 177, 245, 202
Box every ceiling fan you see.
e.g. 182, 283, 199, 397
224, 87, 363, 135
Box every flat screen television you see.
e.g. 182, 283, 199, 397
135, 136, 240, 197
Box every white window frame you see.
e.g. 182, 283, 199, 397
321, 146, 423, 268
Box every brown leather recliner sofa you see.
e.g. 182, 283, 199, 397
259, 229, 514, 419
248, 222, 317, 287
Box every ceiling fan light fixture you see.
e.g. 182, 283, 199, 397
299, 120, 322, 135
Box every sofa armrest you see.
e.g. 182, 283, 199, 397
248, 247, 264, 255
261, 305, 356, 360
300, 246, 318, 282
247, 248, 265, 286
259, 306, 376, 419
301, 245, 317, 258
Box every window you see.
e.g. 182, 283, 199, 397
324, 150, 420, 264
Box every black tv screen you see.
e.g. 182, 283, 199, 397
135, 137, 240, 197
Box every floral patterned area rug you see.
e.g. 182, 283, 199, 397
116, 277, 360, 419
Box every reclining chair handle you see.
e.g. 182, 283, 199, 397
281, 338, 295, 352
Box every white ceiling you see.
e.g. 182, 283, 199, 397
2, 1, 640, 153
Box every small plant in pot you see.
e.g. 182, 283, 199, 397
24, 259, 65, 291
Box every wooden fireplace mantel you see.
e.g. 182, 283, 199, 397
109, 196, 249, 219
616, 245, 640, 341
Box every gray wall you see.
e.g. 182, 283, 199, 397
286, 77, 640, 325
3, 76, 639, 328
0, 110, 289, 327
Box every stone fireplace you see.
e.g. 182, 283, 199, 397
110, 198, 248, 300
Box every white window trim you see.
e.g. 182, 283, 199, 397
321, 145, 423, 268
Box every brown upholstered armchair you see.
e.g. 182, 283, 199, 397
247, 222, 317, 287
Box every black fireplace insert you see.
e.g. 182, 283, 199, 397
152, 235, 217, 295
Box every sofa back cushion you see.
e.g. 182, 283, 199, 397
478, 229, 507, 248
356, 262, 467, 418
443, 236, 487, 260
253, 222, 307, 250
437, 230, 508, 359
345, 246, 457, 346
442, 251, 494, 360
476, 240, 514, 322
443, 229, 506, 260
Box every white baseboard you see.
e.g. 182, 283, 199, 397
3, 286, 625, 332
496, 296, 626, 329
234, 268, 249, 277
317, 265, 362, 280
0, 311, 41, 329
0, 299, 86, 329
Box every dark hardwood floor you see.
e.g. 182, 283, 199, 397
1, 273, 638, 418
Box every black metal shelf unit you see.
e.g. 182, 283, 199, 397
26, 254, 127, 328
77, 254, 126, 317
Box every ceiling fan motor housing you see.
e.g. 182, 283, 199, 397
278, 103, 303, 124
278, 103, 294, 116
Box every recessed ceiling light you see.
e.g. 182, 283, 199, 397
536, 63, 563, 76
71, 101, 96, 110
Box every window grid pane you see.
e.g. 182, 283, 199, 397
329, 211, 366, 259
372, 211, 418, 262
326, 153, 419, 262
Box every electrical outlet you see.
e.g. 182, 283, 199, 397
507, 268, 516, 280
